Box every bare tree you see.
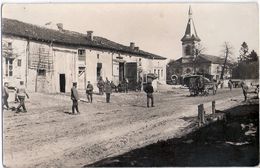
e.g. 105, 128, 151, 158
220, 42, 233, 80
192, 43, 206, 74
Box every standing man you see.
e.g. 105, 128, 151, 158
71, 82, 80, 115
86, 81, 93, 103
2, 82, 10, 110
228, 79, 233, 91
241, 81, 249, 101
125, 78, 129, 93
16, 81, 29, 113
144, 81, 154, 108
104, 78, 112, 103
97, 77, 104, 95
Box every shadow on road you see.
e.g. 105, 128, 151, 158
85, 104, 259, 167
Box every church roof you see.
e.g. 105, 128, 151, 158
2, 18, 166, 60
171, 54, 229, 65
181, 6, 200, 42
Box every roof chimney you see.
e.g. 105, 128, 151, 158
134, 47, 139, 51
56, 23, 63, 31
87, 31, 94, 41
130, 42, 135, 50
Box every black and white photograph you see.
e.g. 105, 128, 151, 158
1, 2, 259, 168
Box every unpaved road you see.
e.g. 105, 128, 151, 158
3, 88, 244, 168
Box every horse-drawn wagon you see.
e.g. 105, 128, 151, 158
183, 75, 217, 96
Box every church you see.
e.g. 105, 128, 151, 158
167, 7, 232, 84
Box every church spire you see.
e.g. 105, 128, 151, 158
188, 5, 192, 19
181, 6, 200, 42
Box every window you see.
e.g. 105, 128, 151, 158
185, 45, 192, 55
97, 63, 102, 80
78, 49, 86, 61
158, 69, 160, 79
78, 67, 85, 76
161, 69, 163, 77
154, 69, 156, 74
37, 69, 46, 76
17, 59, 22, 67
97, 54, 100, 59
186, 68, 191, 74
5, 58, 13, 77
7, 42, 12, 49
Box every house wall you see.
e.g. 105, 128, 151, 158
2, 36, 27, 88
53, 47, 78, 93
84, 49, 113, 91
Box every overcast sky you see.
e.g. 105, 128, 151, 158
2, 3, 259, 61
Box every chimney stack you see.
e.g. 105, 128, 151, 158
134, 47, 139, 51
56, 23, 63, 31
130, 42, 135, 50
87, 31, 94, 41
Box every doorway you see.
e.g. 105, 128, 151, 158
125, 62, 137, 90
59, 74, 66, 93
119, 62, 124, 82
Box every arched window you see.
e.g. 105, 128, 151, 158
186, 68, 191, 73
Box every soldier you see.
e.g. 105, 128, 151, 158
97, 77, 104, 95
16, 81, 29, 113
228, 79, 233, 91
241, 81, 249, 101
104, 78, 112, 103
71, 82, 80, 115
144, 81, 154, 108
2, 82, 10, 110
86, 81, 93, 103
124, 78, 129, 93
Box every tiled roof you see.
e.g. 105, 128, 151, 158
169, 54, 229, 65
2, 18, 166, 60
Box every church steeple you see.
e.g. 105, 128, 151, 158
181, 6, 200, 43
181, 6, 201, 58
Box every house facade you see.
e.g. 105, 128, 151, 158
167, 7, 231, 84
2, 18, 167, 93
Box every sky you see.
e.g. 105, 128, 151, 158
2, 3, 259, 61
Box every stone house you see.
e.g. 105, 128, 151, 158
2, 18, 167, 93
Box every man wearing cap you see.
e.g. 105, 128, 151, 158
144, 81, 154, 108
104, 78, 112, 103
86, 81, 93, 103
16, 81, 29, 113
71, 82, 80, 114
2, 82, 10, 110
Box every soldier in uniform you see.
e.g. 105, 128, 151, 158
2, 82, 10, 110
104, 78, 112, 103
144, 81, 154, 108
16, 81, 29, 113
228, 79, 233, 91
86, 81, 93, 103
97, 77, 104, 95
241, 81, 249, 101
71, 82, 80, 114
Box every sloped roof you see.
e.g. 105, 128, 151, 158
2, 18, 166, 60
169, 54, 229, 65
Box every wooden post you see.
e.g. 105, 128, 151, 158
198, 104, 205, 126
212, 100, 216, 114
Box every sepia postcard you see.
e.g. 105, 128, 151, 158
1, 2, 259, 168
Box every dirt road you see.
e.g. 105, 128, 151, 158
3, 88, 244, 168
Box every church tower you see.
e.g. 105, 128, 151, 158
181, 6, 200, 62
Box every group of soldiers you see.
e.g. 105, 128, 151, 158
70, 77, 154, 114
2, 81, 30, 113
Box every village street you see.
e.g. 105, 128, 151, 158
3, 87, 244, 168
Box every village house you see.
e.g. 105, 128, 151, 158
167, 7, 231, 84
2, 18, 167, 93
